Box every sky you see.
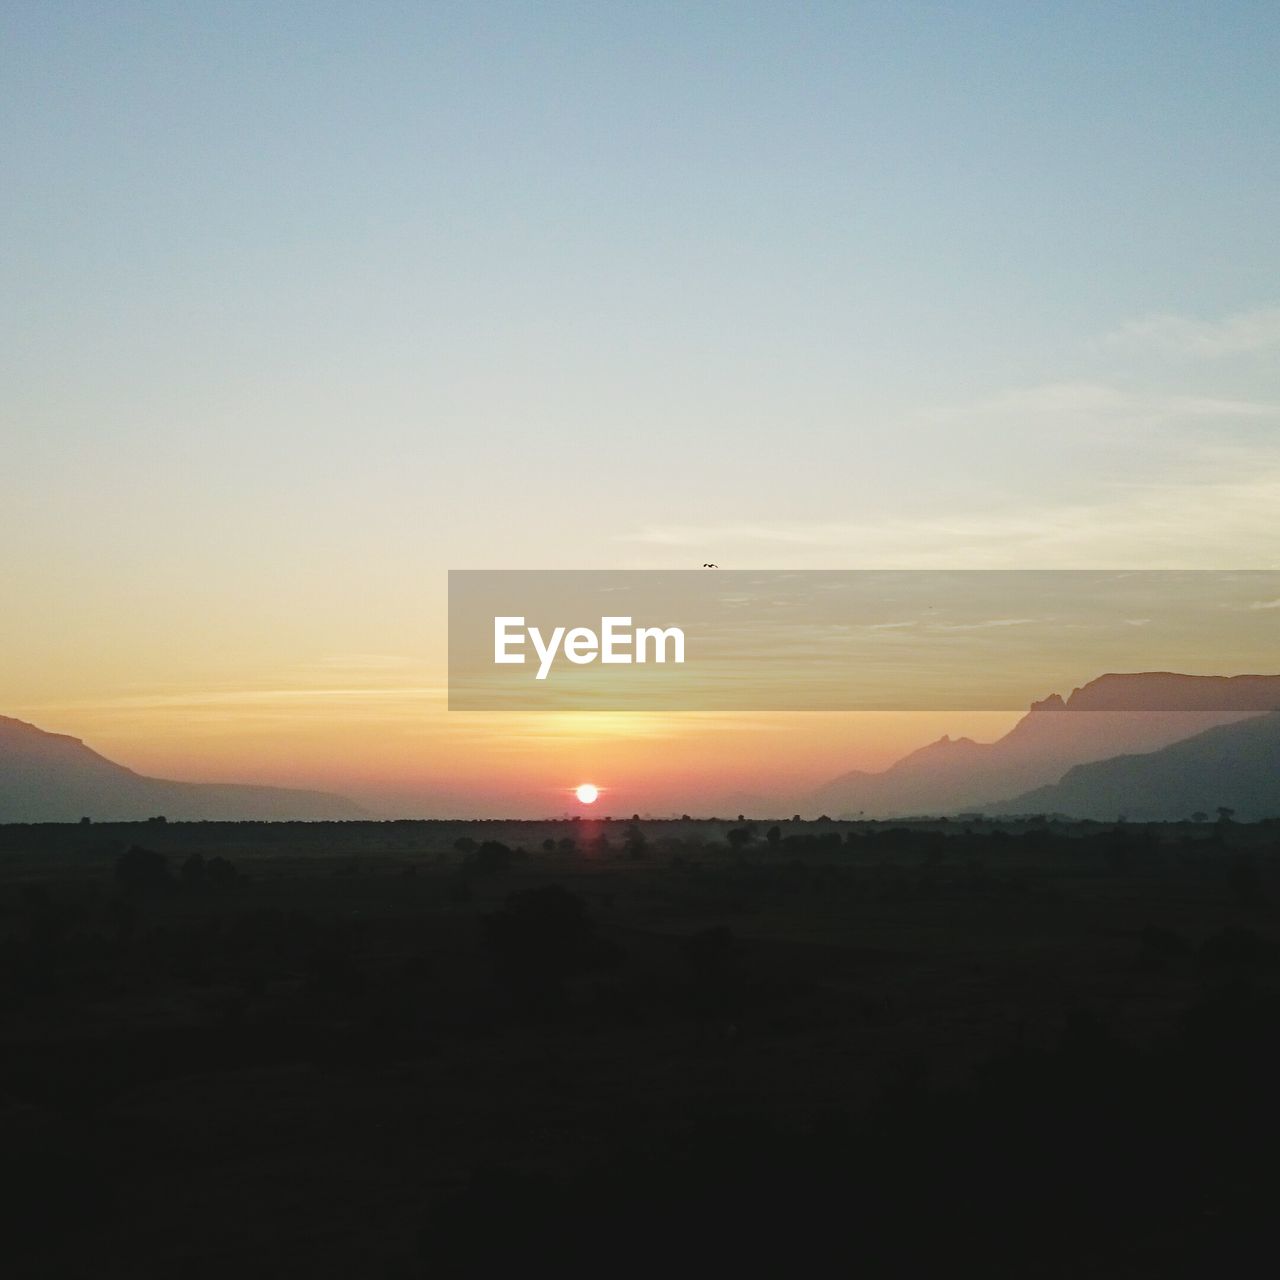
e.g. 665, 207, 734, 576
2, 2, 1278, 815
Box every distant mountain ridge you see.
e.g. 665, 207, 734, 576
994, 711, 1280, 822
1036, 672, 1280, 712
0, 716, 364, 822
811, 673, 1280, 819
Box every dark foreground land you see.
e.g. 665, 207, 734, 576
4, 815, 1280, 1277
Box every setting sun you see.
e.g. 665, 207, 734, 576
574, 783, 600, 805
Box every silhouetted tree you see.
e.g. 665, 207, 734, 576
206, 855, 239, 888
466, 841, 515, 874
623, 822, 647, 860
114, 846, 171, 893
483, 885, 617, 997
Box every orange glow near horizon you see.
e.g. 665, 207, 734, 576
3, 689, 1026, 817
10, 574, 1278, 817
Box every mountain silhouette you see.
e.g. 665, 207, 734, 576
994, 711, 1280, 821
0, 715, 365, 821
811, 673, 1280, 818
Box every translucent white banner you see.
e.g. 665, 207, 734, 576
448, 570, 1280, 711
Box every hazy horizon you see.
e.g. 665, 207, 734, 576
8, 666, 1279, 819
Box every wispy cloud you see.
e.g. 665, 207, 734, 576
1250, 598, 1280, 611
1100, 307, 1280, 357
931, 381, 1276, 424
621, 469, 1280, 569
19, 687, 448, 712
930, 618, 1034, 632
310, 654, 414, 672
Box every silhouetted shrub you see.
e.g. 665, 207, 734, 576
466, 841, 515, 874
114, 846, 171, 893
205, 855, 239, 888
777, 830, 844, 858
483, 885, 618, 993
623, 823, 647, 860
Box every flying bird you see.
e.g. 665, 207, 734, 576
702, 562, 719, 568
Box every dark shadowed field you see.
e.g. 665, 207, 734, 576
3, 816, 1280, 1277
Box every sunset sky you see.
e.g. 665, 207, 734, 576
3, 3, 1278, 815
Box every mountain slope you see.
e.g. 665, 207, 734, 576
811, 673, 1280, 818
994, 712, 1280, 821
0, 716, 365, 821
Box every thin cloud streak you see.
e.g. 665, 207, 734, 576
1100, 306, 1280, 357
930, 618, 1034, 632
17, 687, 450, 712
622, 470, 1280, 569
929, 381, 1277, 423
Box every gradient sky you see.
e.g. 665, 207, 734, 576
3, 3, 1278, 814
